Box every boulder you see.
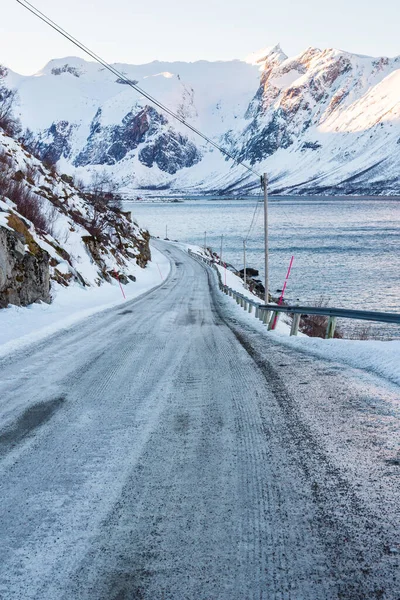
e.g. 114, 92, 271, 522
0, 219, 50, 308
238, 267, 259, 277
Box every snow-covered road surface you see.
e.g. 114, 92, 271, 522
0, 241, 399, 599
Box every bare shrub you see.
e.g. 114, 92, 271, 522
0, 65, 20, 136
350, 324, 371, 340
0, 149, 14, 196
4, 180, 23, 203
42, 159, 58, 179
348, 324, 386, 341
298, 296, 343, 339
25, 163, 38, 186
73, 176, 85, 192
6, 181, 49, 232
0, 147, 13, 169
43, 202, 60, 237
85, 209, 108, 239
86, 170, 121, 211
0, 169, 8, 196
20, 128, 41, 160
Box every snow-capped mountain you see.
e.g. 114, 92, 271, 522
6, 45, 400, 195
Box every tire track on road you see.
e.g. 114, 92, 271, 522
206, 259, 400, 599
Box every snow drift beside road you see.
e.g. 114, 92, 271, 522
182, 244, 400, 389
0, 243, 170, 358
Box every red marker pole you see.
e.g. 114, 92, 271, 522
271, 255, 294, 330
114, 268, 126, 299
156, 263, 163, 281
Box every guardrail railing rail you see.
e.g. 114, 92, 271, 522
188, 249, 400, 339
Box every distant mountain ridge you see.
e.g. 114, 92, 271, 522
6, 45, 400, 195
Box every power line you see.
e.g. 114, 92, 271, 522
245, 188, 263, 242
15, 0, 261, 180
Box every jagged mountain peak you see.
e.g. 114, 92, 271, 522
37, 56, 90, 77
7, 48, 400, 196
245, 44, 288, 67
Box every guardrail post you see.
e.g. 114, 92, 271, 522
188, 251, 400, 335
325, 316, 337, 339
263, 310, 271, 325
290, 313, 301, 336
268, 311, 279, 330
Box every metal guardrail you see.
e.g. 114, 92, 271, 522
188, 249, 400, 338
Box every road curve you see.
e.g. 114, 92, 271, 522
0, 241, 398, 600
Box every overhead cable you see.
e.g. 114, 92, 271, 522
245, 188, 262, 242
16, 0, 261, 179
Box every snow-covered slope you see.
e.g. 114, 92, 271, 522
0, 129, 152, 308
6, 45, 400, 195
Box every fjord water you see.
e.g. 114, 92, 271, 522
126, 196, 400, 338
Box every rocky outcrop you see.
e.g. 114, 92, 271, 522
0, 129, 153, 309
32, 120, 74, 165
0, 216, 50, 308
73, 105, 201, 173
74, 106, 167, 167
237, 112, 293, 164
134, 230, 151, 268
138, 131, 200, 174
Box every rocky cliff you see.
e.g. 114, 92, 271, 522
0, 129, 151, 308
0, 216, 50, 308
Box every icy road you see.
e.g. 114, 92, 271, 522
0, 242, 399, 600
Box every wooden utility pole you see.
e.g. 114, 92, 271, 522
263, 173, 268, 304
243, 239, 247, 289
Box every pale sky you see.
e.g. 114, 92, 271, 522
2, 0, 400, 75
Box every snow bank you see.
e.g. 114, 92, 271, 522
215, 271, 400, 386
271, 335, 400, 388
0, 243, 170, 358
183, 245, 400, 388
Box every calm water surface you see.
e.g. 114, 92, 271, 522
125, 196, 400, 338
